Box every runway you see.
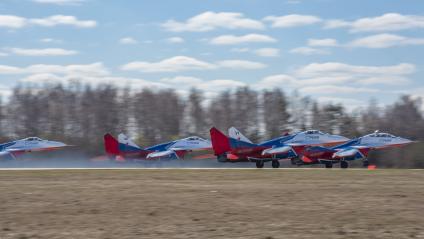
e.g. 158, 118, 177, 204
0, 167, 423, 170
0, 168, 423, 238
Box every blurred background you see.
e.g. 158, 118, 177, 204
1, 82, 422, 168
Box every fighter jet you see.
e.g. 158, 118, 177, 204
104, 133, 212, 161
210, 127, 349, 168
290, 131, 413, 168
0, 137, 69, 160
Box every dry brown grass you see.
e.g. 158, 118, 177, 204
0, 169, 423, 239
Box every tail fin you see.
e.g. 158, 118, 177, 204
210, 127, 231, 156
228, 127, 253, 143
104, 133, 120, 156
117, 133, 143, 152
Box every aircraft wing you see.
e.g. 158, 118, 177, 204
333, 147, 369, 159
0, 151, 17, 160
261, 146, 292, 156
146, 150, 179, 159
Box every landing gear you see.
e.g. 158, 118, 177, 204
271, 160, 280, 168
256, 161, 264, 168
363, 160, 369, 168
217, 154, 227, 162
325, 163, 333, 168
340, 161, 349, 169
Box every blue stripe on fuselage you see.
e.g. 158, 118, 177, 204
118, 143, 143, 153
0, 141, 17, 151
258, 134, 296, 147
146, 141, 176, 151
331, 138, 361, 150
229, 137, 257, 149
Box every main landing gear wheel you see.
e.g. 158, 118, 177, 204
271, 160, 280, 168
256, 161, 264, 168
325, 163, 333, 168
340, 161, 349, 169
363, 160, 369, 168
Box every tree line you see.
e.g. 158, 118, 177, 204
2, 82, 423, 168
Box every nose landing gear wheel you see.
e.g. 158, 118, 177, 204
256, 161, 264, 168
271, 160, 280, 168
340, 161, 349, 169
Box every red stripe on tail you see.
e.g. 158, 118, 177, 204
210, 127, 231, 156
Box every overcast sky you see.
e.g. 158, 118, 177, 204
1, 0, 423, 108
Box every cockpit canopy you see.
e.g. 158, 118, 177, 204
185, 136, 205, 141
304, 130, 325, 135
23, 137, 43, 141
369, 132, 396, 138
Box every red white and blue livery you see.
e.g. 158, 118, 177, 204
210, 127, 349, 168
291, 131, 413, 168
0, 137, 69, 160
104, 133, 212, 161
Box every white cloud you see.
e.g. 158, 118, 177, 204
255, 61, 415, 92
210, 34, 277, 45
217, 60, 267, 69
162, 11, 265, 32
324, 13, 424, 32
32, 0, 85, 5
308, 38, 338, 47
231, 48, 250, 53
9, 48, 78, 56
300, 85, 379, 94
255, 74, 351, 90
0, 65, 21, 74
0, 62, 109, 76
296, 62, 415, 78
356, 76, 410, 85
160, 76, 203, 86
121, 56, 216, 73
30, 15, 96, 28
255, 74, 296, 89
40, 38, 62, 43
323, 19, 351, 29
293, 62, 414, 87
121, 56, 266, 73
0, 14, 96, 29
264, 14, 322, 28
197, 79, 246, 91
253, 48, 280, 57
167, 37, 185, 43
0, 52, 8, 57
290, 47, 330, 55
348, 33, 424, 48
0, 15, 27, 28
119, 37, 138, 45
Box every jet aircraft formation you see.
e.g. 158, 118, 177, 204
0, 128, 412, 169
103, 127, 413, 169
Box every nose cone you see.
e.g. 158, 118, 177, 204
48, 141, 68, 147
397, 137, 413, 145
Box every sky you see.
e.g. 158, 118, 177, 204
0, 0, 424, 109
